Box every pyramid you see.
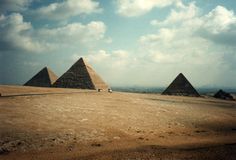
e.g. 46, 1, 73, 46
24, 67, 58, 87
52, 58, 109, 90
214, 89, 234, 100
162, 73, 200, 97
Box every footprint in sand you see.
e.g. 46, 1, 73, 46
91, 143, 102, 147
138, 137, 144, 140
195, 130, 207, 133
167, 131, 174, 135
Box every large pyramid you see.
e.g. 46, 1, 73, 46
52, 58, 109, 90
162, 73, 200, 97
24, 67, 58, 87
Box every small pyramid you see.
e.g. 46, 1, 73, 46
52, 58, 109, 90
214, 89, 234, 100
24, 67, 58, 87
162, 73, 200, 97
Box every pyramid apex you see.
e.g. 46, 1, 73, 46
79, 57, 88, 62
43, 66, 49, 70
24, 66, 58, 87
42, 66, 53, 73
162, 72, 200, 97
76, 57, 90, 66
53, 57, 109, 90
78, 57, 87, 61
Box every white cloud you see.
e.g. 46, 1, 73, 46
150, 2, 198, 26
139, 4, 236, 87
0, 13, 46, 53
196, 6, 236, 46
140, 28, 176, 45
73, 49, 130, 64
38, 21, 106, 44
88, 50, 110, 62
0, 13, 107, 54
33, 0, 102, 20
112, 50, 129, 58
116, 0, 178, 17
0, 0, 31, 13
202, 6, 236, 34
150, 4, 236, 46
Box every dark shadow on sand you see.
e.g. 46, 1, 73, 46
0, 91, 96, 98
75, 143, 236, 160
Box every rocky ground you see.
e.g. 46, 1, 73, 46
0, 85, 236, 160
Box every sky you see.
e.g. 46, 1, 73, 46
0, 0, 236, 88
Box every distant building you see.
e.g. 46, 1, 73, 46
162, 73, 200, 97
52, 57, 109, 90
24, 67, 58, 87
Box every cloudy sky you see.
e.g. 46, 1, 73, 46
0, 0, 236, 88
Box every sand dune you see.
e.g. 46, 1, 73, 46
0, 85, 236, 160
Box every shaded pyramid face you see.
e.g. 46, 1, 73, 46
24, 67, 58, 87
162, 73, 200, 97
52, 58, 109, 90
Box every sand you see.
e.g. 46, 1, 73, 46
0, 85, 236, 160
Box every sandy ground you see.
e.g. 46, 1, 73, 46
0, 85, 236, 160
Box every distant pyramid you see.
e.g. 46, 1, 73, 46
162, 73, 200, 97
52, 58, 109, 90
214, 89, 234, 100
24, 67, 58, 87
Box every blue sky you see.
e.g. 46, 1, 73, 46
0, 0, 236, 88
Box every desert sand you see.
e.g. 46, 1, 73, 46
0, 85, 236, 160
